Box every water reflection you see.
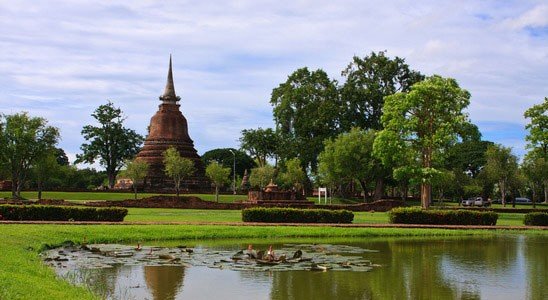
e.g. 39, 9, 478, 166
55, 235, 546, 300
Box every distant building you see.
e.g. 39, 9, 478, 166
136, 56, 208, 189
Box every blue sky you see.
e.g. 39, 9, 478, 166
1, 0, 547, 167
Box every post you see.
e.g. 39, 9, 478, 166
229, 149, 236, 195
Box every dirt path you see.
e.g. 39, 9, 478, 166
0, 220, 546, 230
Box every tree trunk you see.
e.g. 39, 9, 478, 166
373, 178, 383, 201
108, 173, 116, 189
38, 180, 43, 201
532, 188, 536, 209
358, 180, 367, 202
176, 181, 180, 198
215, 186, 219, 202
133, 185, 137, 200
544, 181, 548, 204
500, 181, 506, 207
11, 174, 17, 199
421, 183, 431, 209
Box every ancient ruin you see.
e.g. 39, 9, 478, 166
136, 56, 208, 189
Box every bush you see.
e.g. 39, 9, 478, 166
0, 205, 127, 222
523, 212, 548, 226
389, 207, 498, 225
242, 207, 353, 223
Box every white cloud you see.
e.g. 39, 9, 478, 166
0, 0, 547, 165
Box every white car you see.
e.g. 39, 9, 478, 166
515, 197, 532, 204
473, 197, 490, 207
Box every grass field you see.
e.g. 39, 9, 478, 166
1, 223, 546, 300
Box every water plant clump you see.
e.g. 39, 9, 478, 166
42, 243, 380, 274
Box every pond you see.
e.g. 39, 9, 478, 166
43, 235, 547, 300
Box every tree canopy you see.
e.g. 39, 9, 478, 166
340, 51, 423, 131
239, 128, 279, 167
524, 97, 547, 159
0, 112, 59, 198
76, 101, 144, 188
373, 75, 471, 208
120, 158, 149, 200
201, 148, 256, 178
271, 67, 341, 172
483, 144, 519, 207
205, 161, 231, 202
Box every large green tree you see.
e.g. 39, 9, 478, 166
483, 144, 519, 207
239, 128, 279, 167
76, 101, 144, 188
271, 67, 341, 172
340, 51, 423, 131
0, 113, 59, 198
249, 165, 276, 189
163, 147, 195, 197
373, 75, 471, 208
32, 151, 61, 200
205, 161, 231, 202
524, 97, 547, 202
279, 158, 306, 192
522, 153, 547, 206
319, 128, 387, 201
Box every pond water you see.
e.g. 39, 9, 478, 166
43, 235, 547, 300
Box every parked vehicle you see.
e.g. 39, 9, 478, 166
515, 197, 532, 204
461, 198, 475, 206
474, 197, 491, 207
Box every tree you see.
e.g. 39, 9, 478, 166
373, 75, 471, 209
205, 161, 231, 202
271, 67, 341, 172
54, 148, 70, 166
32, 151, 61, 200
239, 128, 279, 167
163, 147, 195, 197
522, 153, 547, 206
279, 158, 306, 192
120, 159, 149, 200
76, 101, 144, 188
249, 165, 276, 189
340, 51, 423, 131
201, 148, 256, 178
0, 113, 59, 198
524, 97, 547, 202
319, 128, 387, 201
483, 144, 519, 207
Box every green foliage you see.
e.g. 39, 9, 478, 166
239, 128, 279, 167
163, 147, 195, 197
242, 207, 354, 223
389, 207, 498, 225
319, 128, 387, 200
445, 140, 493, 178
76, 101, 144, 188
120, 159, 149, 200
524, 97, 547, 158
271, 67, 341, 172
205, 161, 231, 202
54, 148, 70, 166
340, 51, 423, 130
279, 158, 306, 190
522, 153, 548, 204
201, 148, 256, 178
483, 144, 519, 206
0, 205, 127, 221
32, 151, 61, 200
374, 75, 471, 208
0, 112, 60, 198
523, 212, 548, 226
249, 165, 276, 189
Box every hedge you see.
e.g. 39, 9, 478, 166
242, 207, 354, 223
523, 212, 548, 226
0, 205, 128, 222
389, 207, 498, 225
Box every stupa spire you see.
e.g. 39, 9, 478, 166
159, 55, 181, 103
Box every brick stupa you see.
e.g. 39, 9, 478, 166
136, 56, 207, 189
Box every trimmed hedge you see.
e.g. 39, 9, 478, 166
523, 212, 548, 226
389, 207, 498, 225
0, 205, 128, 222
242, 207, 354, 223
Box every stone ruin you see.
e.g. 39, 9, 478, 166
136, 56, 208, 190
247, 180, 313, 207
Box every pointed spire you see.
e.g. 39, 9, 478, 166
159, 54, 181, 103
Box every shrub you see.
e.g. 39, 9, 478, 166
389, 207, 498, 225
0, 205, 127, 222
523, 212, 548, 226
242, 207, 353, 223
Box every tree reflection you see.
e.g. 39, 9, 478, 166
144, 265, 185, 300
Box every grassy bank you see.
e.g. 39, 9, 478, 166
0, 223, 546, 299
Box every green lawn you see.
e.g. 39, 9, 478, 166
123, 208, 527, 226
2, 223, 545, 300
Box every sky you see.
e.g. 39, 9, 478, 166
1, 0, 547, 167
